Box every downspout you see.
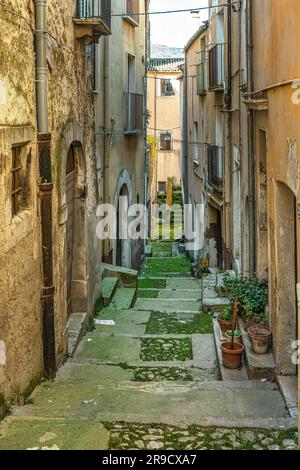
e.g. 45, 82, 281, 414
103, 35, 110, 260
182, 55, 188, 206
246, 0, 256, 276
223, 0, 233, 269
35, 0, 56, 378
143, 0, 149, 249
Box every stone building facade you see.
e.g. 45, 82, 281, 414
0, 0, 147, 409
147, 58, 184, 199
183, 0, 300, 378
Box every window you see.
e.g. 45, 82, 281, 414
159, 132, 173, 151
160, 79, 175, 96
158, 181, 167, 193
192, 122, 199, 163
11, 145, 31, 216
124, 0, 140, 26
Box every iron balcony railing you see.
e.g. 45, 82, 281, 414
208, 44, 225, 90
207, 145, 224, 190
75, 0, 111, 30
124, 93, 144, 132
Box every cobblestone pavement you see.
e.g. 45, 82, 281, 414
107, 423, 298, 451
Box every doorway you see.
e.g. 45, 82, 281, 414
275, 181, 297, 375
117, 184, 130, 267
66, 145, 76, 318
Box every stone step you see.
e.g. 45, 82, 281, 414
110, 287, 137, 310
213, 319, 249, 382
94, 308, 151, 335
101, 277, 119, 307
239, 320, 276, 381
202, 297, 230, 313
12, 375, 291, 428
101, 263, 138, 288
133, 298, 201, 313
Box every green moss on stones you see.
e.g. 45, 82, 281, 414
137, 289, 160, 299
146, 311, 213, 335
138, 278, 167, 289
141, 338, 192, 362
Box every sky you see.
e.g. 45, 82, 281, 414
150, 0, 209, 49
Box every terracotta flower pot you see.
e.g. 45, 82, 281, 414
221, 341, 245, 369
218, 317, 233, 334
248, 325, 271, 354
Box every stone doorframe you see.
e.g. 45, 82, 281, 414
58, 120, 87, 318
271, 180, 297, 375
113, 169, 133, 268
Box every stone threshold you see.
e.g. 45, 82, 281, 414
276, 375, 298, 419
67, 312, 89, 357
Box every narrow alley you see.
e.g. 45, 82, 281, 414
0, 0, 299, 456
0, 236, 297, 450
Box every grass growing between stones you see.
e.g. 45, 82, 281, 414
141, 338, 192, 362
140, 258, 191, 276
146, 312, 213, 335
138, 278, 167, 289
105, 422, 298, 450
137, 289, 160, 299
132, 367, 194, 382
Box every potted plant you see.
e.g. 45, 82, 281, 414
247, 324, 271, 354
225, 329, 242, 344
221, 341, 245, 369
220, 297, 245, 369
218, 308, 233, 334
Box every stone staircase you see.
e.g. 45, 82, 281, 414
0, 244, 296, 450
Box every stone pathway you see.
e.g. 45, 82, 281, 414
0, 241, 297, 450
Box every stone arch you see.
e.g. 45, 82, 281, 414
113, 170, 133, 268
273, 180, 297, 375
58, 120, 87, 320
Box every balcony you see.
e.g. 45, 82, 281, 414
124, 93, 144, 133
208, 44, 224, 91
207, 145, 224, 191
123, 0, 140, 26
196, 58, 207, 95
74, 0, 112, 44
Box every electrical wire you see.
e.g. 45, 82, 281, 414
112, 3, 239, 17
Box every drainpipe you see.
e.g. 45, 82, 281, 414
246, 0, 256, 276
143, 0, 149, 248
35, 0, 56, 378
182, 56, 188, 206
223, 0, 233, 269
103, 35, 110, 260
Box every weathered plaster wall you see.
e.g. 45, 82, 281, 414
100, 0, 146, 268
147, 70, 182, 188
0, 0, 103, 403
0, 1, 43, 403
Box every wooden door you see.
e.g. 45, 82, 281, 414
66, 148, 76, 318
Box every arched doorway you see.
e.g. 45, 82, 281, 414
274, 181, 297, 375
116, 184, 130, 267
66, 145, 76, 318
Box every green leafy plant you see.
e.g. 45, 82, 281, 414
228, 277, 268, 322
219, 307, 233, 321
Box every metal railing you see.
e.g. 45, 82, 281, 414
76, 0, 111, 29
124, 93, 144, 132
207, 145, 224, 189
208, 44, 225, 90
